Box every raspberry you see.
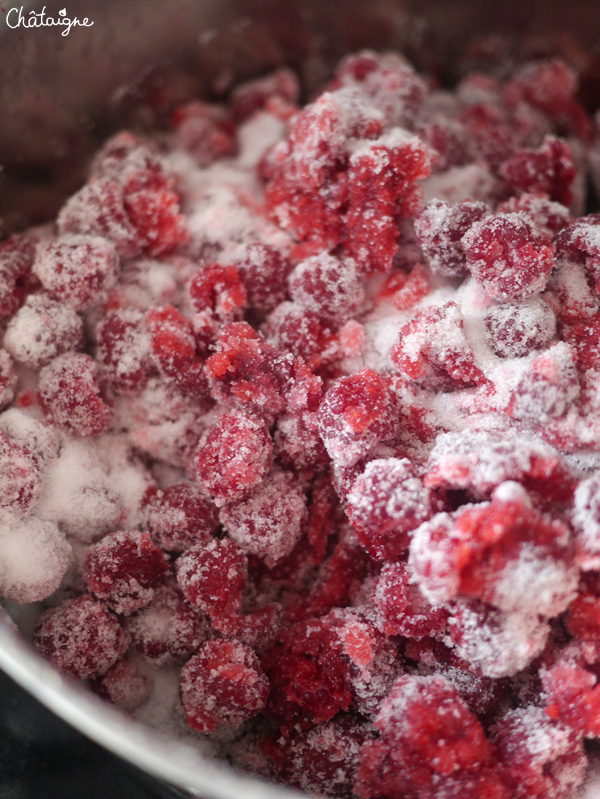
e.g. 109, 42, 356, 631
542, 661, 600, 737
171, 101, 236, 166
461, 213, 555, 299
318, 370, 398, 467
34, 595, 128, 679
378, 262, 430, 310
188, 264, 247, 320
180, 639, 269, 734
91, 657, 152, 710
0, 350, 17, 411
96, 308, 153, 394
414, 199, 489, 277
0, 431, 43, 518
146, 305, 208, 398
346, 458, 433, 561
500, 136, 577, 206
288, 253, 365, 327
230, 242, 292, 316
175, 537, 247, 617
33, 234, 119, 311
263, 302, 326, 364
572, 473, 600, 565
3, 294, 84, 369
563, 315, 600, 370
549, 262, 599, 325
84, 530, 170, 615
194, 410, 273, 506
497, 193, 571, 238
484, 297, 556, 358
38, 352, 114, 436
144, 482, 218, 552
231, 67, 299, 121
126, 583, 209, 665
0, 232, 37, 318
219, 468, 307, 566
372, 562, 448, 639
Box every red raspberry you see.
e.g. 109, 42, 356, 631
34, 595, 128, 679
549, 262, 599, 325
564, 315, 600, 370
231, 67, 299, 121
555, 215, 600, 292
3, 294, 84, 369
230, 242, 292, 316
58, 177, 143, 259
493, 706, 587, 799
126, 583, 209, 665
219, 468, 307, 566
318, 369, 398, 467
572, 474, 600, 565
356, 676, 493, 798
391, 302, 485, 391
372, 562, 448, 639
84, 530, 170, 615
171, 101, 236, 166
500, 136, 577, 206
144, 482, 218, 552
180, 639, 269, 734
188, 264, 247, 320
303, 534, 371, 620
263, 302, 326, 365
176, 537, 247, 617
91, 657, 152, 710
460, 103, 516, 170
38, 352, 114, 436
288, 253, 365, 327
346, 457, 433, 561
378, 262, 430, 311
0, 431, 43, 517
146, 305, 208, 398
567, 592, 600, 641
274, 408, 328, 472
497, 193, 571, 238
414, 199, 489, 277
0, 350, 17, 411
484, 297, 556, 358
462, 213, 555, 299
0, 232, 37, 318
33, 234, 119, 311
194, 410, 273, 507
96, 308, 154, 394
210, 603, 281, 653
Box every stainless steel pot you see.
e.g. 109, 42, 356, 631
1, 1, 600, 796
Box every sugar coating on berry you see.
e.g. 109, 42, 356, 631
175, 537, 247, 617
346, 457, 433, 560
289, 253, 365, 327
33, 234, 119, 311
194, 410, 273, 507
0, 431, 43, 518
144, 482, 218, 552
484, 297, 556, 358
414, 199, 489, 277
462, 213, 555, 299
180, 639, 269, 734
34, 595, 128, 679
91, 657, 152, 710
219, 468, 307, 565
0, 350, 17, 412
3, 294, 84, 369
96, 308, 153, 394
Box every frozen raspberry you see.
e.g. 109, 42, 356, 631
219, 468, 307, 566
194, 410, 273, 507
211, 603, 281, 653
91, 657, 152, 710
484, 296, 556, 358
274, 408, 329, 472
188, 264, 246, 320
146, 305, 208, 398
318, 370, 398, 467
0, 350, 17, 411
0, 431, 43, 517
549, 262, 599, 325
288, 253, 365, 327
263, 302, 325, 365
460, 103, 516, 170
3, 294, 84, 369
500, 136, 577, 206
567, 591, 600, 641
356, 676, 493, 799
33, 234, 119, 311
230, 242, 292, 316
144, 482, 218, 553
563, 315, 600, 370
38, 352, 114, 436
346, 458, 433, 561
126, 583, 209, 665
572, 473, 600, 565
264, 716, 372, 798
0, 232, 37, 318
34, 595, 128, 680
555, 215, 600, 293
180, 639, 269, 734
493, 706, 587, 799
506, 342, 579, 425
332, 50, 427, 127
96, 308, 153, 394
372, 562, 448, 639
231, 67, 299, 121
391, 302, 485, 391
497, 193, 571, 238
378, 262, 430, 311
448, 599, 550, 678
91, 132, 188, 256
542, 661, 600, 738
304, 534, 371, 620
410, 487, 578, 616
171, 101, 236, 166
84, 530, 170, 615
461, 213, 555, 299
414, 199, 489, 277
58, 178, 143, 259
176, 538, 247, 618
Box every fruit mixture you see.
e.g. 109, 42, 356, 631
2, 49, 600, 798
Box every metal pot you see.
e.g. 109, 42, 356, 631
1, 1, 600, 796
